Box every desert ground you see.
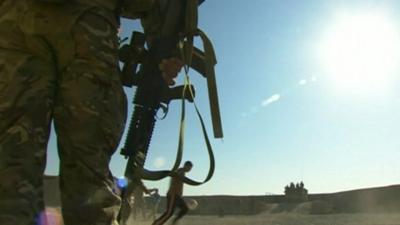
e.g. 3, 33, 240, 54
125, 213, 400, 225
43, 179, 400, 225
45, 208, 400, 225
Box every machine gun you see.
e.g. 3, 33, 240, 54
117, 0, 222, 222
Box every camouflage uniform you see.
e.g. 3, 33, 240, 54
0, 0, 129, 224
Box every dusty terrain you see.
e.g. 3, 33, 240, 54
45, 208, 400, 225
126, 213, 400, 225
43, 177, 400, 225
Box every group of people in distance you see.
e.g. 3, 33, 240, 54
284, 181, 309, 202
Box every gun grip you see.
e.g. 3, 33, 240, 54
162, 85, 195, 104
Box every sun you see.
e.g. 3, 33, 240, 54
318, 11, 400, 95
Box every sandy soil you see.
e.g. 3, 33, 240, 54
44, 208, 400, 225
125, 213, 400, 225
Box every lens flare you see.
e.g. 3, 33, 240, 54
318, 11, 400, 96
37, 208, 62, 225
116, 177, 128, 189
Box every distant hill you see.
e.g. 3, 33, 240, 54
186, 185, 400, 215
308, 185, 400, 213
43, 176, 400, 215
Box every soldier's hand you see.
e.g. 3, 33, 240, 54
159, 57, 184, 85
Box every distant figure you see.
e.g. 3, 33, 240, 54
300, 181, 304, 189
147, 189, 161, 220
284, 185, 290, 195
152, 161, 193, 225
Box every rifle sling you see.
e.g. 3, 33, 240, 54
134, 76, 214, 186
181, 79, 215, 185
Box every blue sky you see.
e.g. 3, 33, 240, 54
46, 0, 400, 196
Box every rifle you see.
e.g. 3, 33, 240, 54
117, 0, 222, 222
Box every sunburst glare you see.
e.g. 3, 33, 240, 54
318, 11, 400, 95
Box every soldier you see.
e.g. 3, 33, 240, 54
0, 1, 182, 225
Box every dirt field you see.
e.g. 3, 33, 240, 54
125, 213, 400, 225
44, 207, 400, 225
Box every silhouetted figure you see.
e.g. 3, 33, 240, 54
152, 161, 193, 225
284, 185, 290, 195
300, 181, 304, 189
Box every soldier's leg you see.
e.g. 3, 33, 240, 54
152, 194, 176, 225
172, 197, 189, 224
53, 9, 127, 225
0, 3, 57, 225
